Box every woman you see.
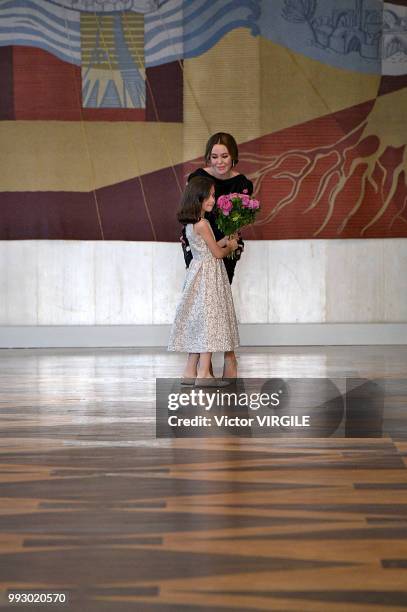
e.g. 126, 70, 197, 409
180, 133, 253, 380
182, 132, 253, 284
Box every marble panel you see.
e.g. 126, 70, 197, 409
233, 242, 269, 324
37, 241, 95, 325
95, 242, 153, 325
268, 241, 326, 323
0, 241, 38, 325
384, 239, 407, 323
152, 243, 185, 324
326, 239, 384, 322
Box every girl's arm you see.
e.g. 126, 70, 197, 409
195, 220, 235, 259
217, 236, 228, 247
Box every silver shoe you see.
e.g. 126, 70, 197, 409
194, 378, 230, 388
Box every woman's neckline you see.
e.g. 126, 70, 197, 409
200, 168, 243, 181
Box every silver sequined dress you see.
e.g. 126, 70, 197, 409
168, 221, 239, 353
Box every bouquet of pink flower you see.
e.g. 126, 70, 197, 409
216, 189, 260, 236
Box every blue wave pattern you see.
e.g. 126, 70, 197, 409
144, 0, 261, 68
0, 0, 80, 65
47, 0, 160, 12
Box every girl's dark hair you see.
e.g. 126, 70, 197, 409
177, 176, 215, 225
204, 132, 239, 166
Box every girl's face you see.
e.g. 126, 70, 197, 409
209, 144, 233, 179
201, 186, 216, 215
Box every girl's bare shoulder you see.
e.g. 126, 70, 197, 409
194, 218, 210, 234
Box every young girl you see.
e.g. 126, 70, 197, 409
168, 176, 239, 385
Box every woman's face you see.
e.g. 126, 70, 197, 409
201, 186, 216, 214
209, 144, 233, 179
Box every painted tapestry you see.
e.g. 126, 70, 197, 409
0, 0, 406, 239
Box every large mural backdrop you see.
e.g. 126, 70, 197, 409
0, 0, 406, 240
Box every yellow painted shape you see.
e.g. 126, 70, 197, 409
259, 37, 381, 135
183, 28, 261, 162
0, 122, 183, 192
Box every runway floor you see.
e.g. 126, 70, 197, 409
0, 346, 407, 611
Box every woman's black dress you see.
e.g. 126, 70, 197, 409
181, 168, 254, 284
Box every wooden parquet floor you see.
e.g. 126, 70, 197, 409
0, 346, 406, 612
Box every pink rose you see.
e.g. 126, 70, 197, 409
217, 195, 230, 210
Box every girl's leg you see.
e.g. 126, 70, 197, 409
223, 350, 238, 378
197, 353, 213, 379
196, 355, 214, 376
183, 353, 199, 378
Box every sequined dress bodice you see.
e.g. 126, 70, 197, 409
185, 223, 212, 262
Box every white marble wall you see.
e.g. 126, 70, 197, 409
0, 239, 406, 325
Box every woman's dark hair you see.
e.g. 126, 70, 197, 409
204, 132, 239, 166
177, 176, 215, 225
